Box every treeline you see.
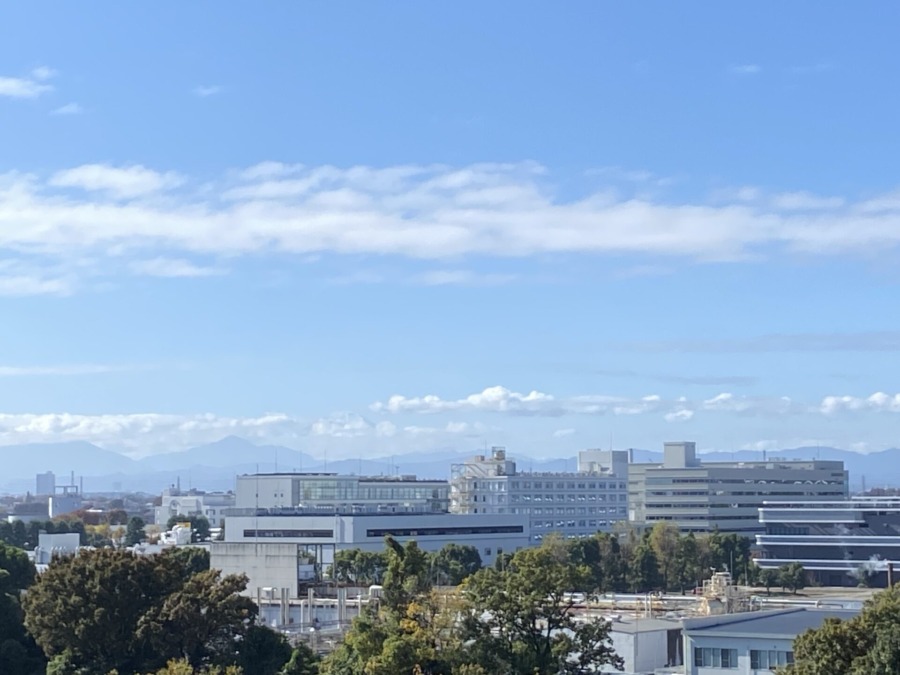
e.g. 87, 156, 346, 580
321, 536, 624, 675
335, 524, 757, 594
0, 541, 315, 675
0, 513, 214, 550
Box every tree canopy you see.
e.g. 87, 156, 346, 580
784, 584, 900, 675
0, 542, 45, 675
22, 548, 255, 674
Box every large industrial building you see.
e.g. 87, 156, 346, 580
756, 497, 900, 587
628, 442, 848, 534
155, 487, 236, 528
450, 447, 629, 541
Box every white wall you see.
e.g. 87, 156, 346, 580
685, 634, 795, 675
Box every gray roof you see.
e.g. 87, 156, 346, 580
683, 608, 859, 639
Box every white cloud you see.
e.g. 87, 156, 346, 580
3, 161, 900, 296
417, 270, 517, 286
51, 103, 83, 116
552, 428, 576, 438
0, 68, 54, 98
130, 257, 224, 278
731, 64, 761, 75
0, 364, 144, 377
373, 386, 900, 421
820, 392, 900, 415
49, 164, 183, 198
310, 412, 375, 438
193, 85, 223, 97
0, 274, 72, 297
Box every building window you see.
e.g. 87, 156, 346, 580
485, 547, 492, 556
694, 647, 737, 669
750, 650, 794, 670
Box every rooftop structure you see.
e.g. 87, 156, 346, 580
450, 447, 629, 541
756, 496, 900, 587
155, 487, 235, 527
683, 607, 858, 674
628, 442, 848, 534
234, 472, 449, 514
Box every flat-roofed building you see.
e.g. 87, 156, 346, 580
450, 447, 629, 541
756, 496, 900, 587
234, 472, 449, 513
629, 442, 848, 534
211, 510, 529, 598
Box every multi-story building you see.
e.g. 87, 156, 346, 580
756, 497, 900, 587
234, 472, 449, 513
155, 488, 236, 528
628, 442, 848, 534
211, 509, 529, 598
35, 471, 56, 497
450, 447, 629, 541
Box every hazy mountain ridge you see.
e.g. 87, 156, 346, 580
0, 437, 896, 494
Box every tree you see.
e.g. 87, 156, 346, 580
126, 516, 147, 546
671, 532, 701, 593
784, 583, 900, 675
648, 522, 679, 590
462, 538, 624, 674
280, 643, 319, 675
154, 659, 244, 674
627, 538, 662, 593
759, 568, 780, 595
163, 546, 211, 576
23, 548, 255, 674
234, 625, 292, 675
0, 542, 45, 675
430, 544, 482, 586
167, 515, 212, 543
779, 562, 807, 594
382, 537, 431, 614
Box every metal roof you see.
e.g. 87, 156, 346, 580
683, 608, 859, 639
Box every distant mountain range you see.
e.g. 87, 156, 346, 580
0, 435, 895, 494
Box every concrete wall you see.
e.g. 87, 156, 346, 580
211, 542, 301, 597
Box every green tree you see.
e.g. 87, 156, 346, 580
778, 562, 807, 594
280, 643, 319, 675
162, 546, 211, 576
11, 521, 26, 549
671, 532, 701, 593
648, 522, 679, 590
167, 515, 212, 543
0, 542, 45, 675
382, 537, 431, 614
462, 538, 623, 674
430, 544, 482, 586
758, 567, 779, 595
234, 625, 292, 675
784, 583, 900, 675
23, 548, 255, 674
627, 538, 662, 593
126, 517, 147, 546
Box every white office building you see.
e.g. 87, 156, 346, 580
628, 442, 848, 534
235, 472, 449, 513
682, 607, 857, 674
450, 447, 629, 542
211, 510, 529, 598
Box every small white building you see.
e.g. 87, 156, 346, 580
211, 510, 529, 598
682, 607, 859, 674
155, 489, 235, 527
600, 617, 683, 674
33, 532, 80, 565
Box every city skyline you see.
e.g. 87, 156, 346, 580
2, 3, 900, 459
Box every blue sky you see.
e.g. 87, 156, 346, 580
1, 2, 899, 459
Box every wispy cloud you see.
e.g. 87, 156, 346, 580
0, 364, 147, 377
619, 331, 900, 353
4, 161, 900, 295
193, 85, 223, 97
51, 102, 83, 116
130, 257, 225, 278
552, 428, 576, 438
0, 67, 56, 99
371, 385, 900, 421
49, 164, 183, 198
730, 64, 761, 75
